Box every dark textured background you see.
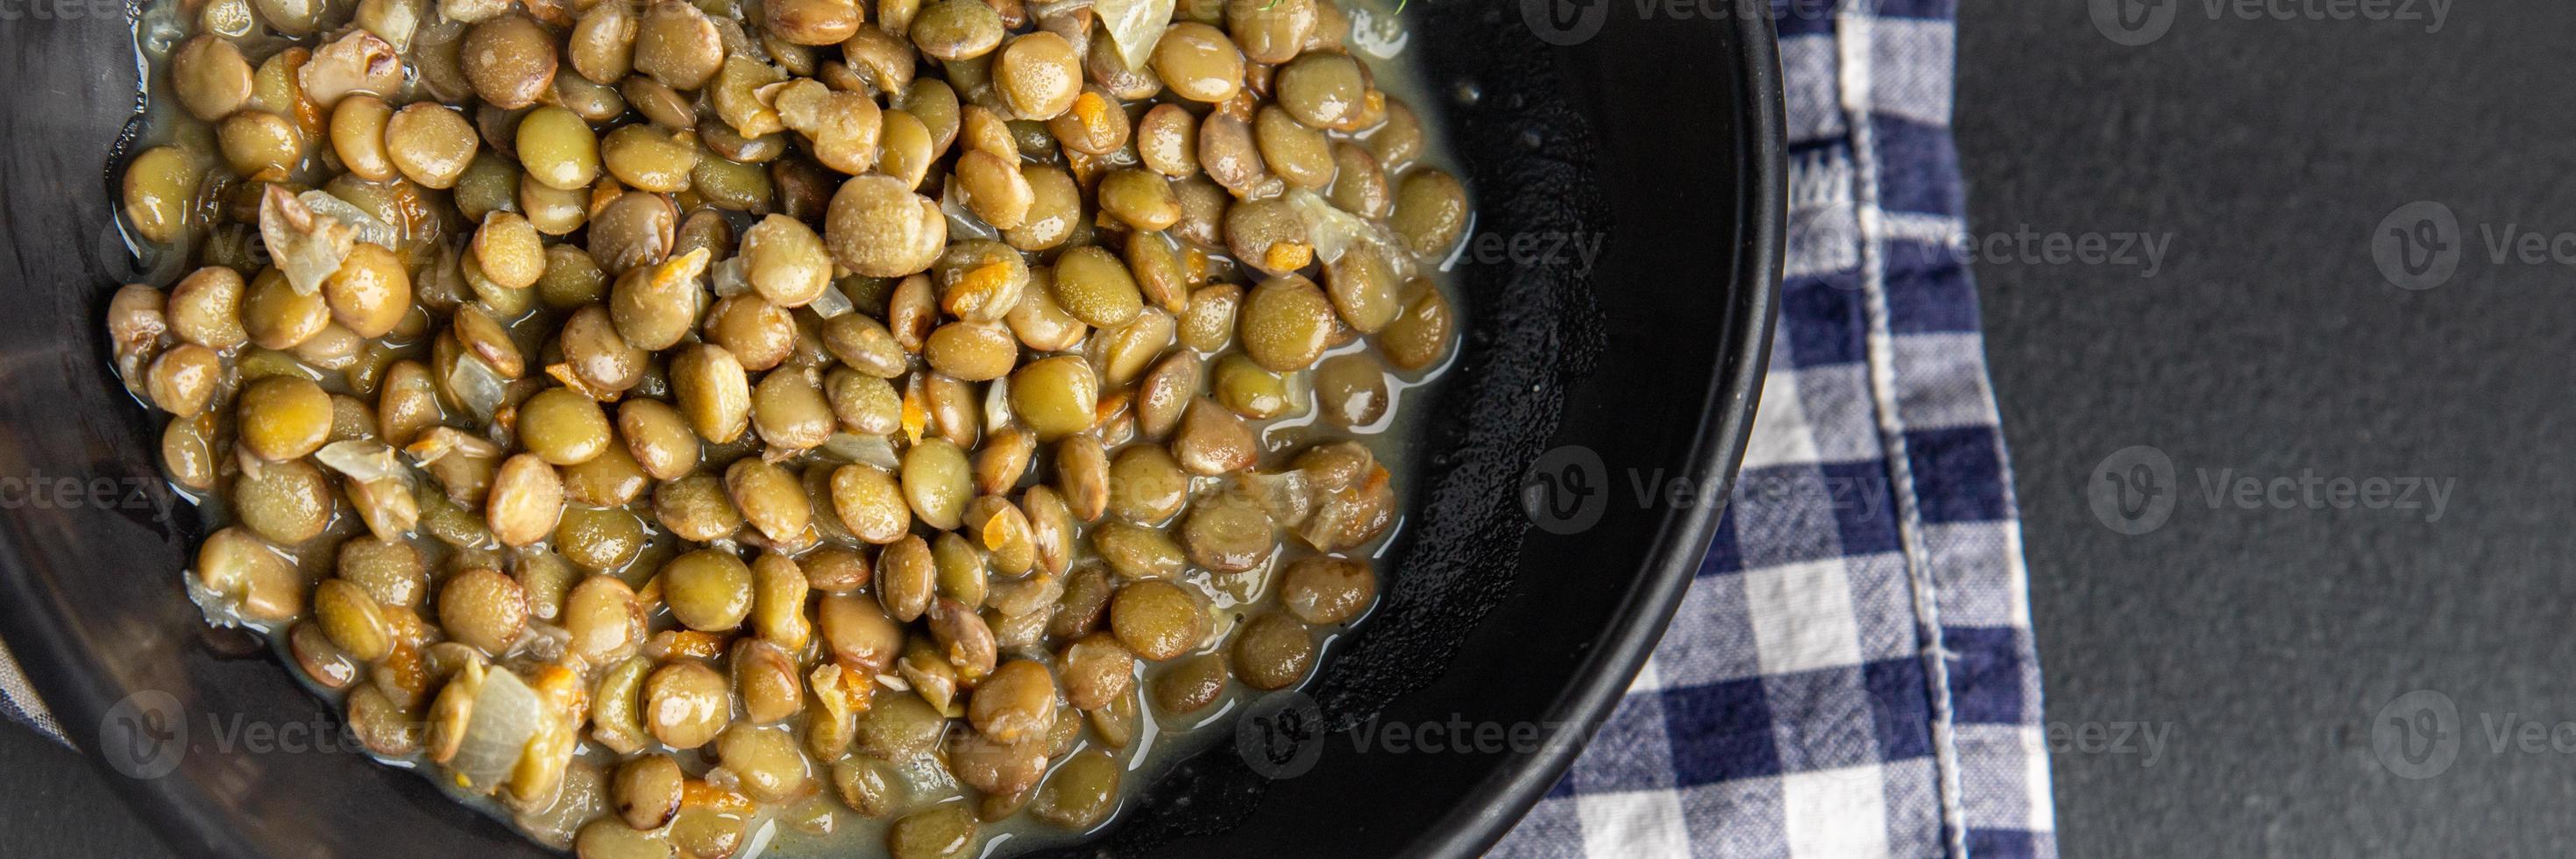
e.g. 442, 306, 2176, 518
12, 0, 2576, 855
1961, 0, 2576, 856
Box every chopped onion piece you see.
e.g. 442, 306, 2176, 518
1030, 0, 1093, 18
260, 185, 358, 296
811, 664, 857, 720
182, 568, 258, 630
821, 433, 902, 470
449, 666, 543, 793
316, 440, 405, 483
983, 376, 1012, 434
516, 621, 571, 663
1095, 0, 1175, 71
711, 255, 753, 298
447, 353, 508, 422
296, 191, 399, 250
406, 426, 504, 465
345, 474, 420, 542
808, 283, 855, 319
1347, 5, 1411, 60
320, 440, 421, 540
1238, 470, 1314, 527
941, 183, 1001, 241
1284, 188, 1408, 272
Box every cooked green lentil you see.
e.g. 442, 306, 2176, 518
109, 0, 1461, 852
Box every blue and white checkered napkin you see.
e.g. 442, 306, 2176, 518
2, 4, 2056, 855
1491, 1, 2058, 856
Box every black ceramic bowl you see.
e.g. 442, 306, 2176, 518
0, 1, 1782, 855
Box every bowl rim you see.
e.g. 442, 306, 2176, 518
1406, 8, 1788, 857
0, 4, 1788, 856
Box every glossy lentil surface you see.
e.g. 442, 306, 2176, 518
109, 0, 1466, 854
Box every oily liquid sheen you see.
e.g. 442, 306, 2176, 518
120, 0, 1471, 854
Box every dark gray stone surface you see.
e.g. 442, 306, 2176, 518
0, 725, 170, 857
1958, 0, 2576, 855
